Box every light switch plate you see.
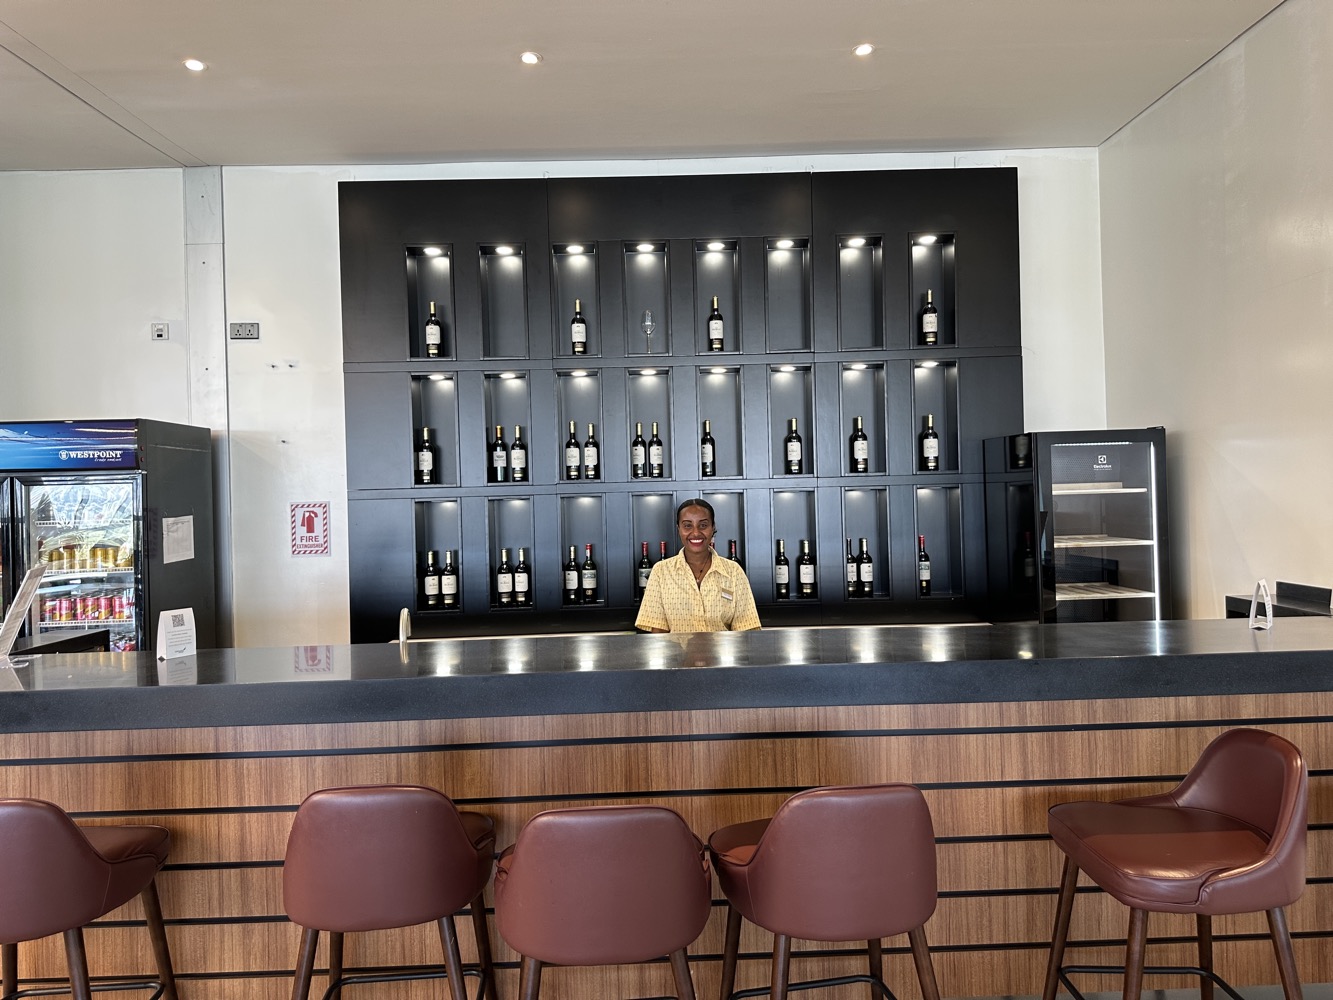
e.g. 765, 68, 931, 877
151, 322, 169, 340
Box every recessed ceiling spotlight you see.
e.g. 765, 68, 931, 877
779, 365, 797, 373
183, 58, 207, 72
918, 234, 938, 245
706, 241, 726, 252
565, 244, 584, 254
423, 246, 443, 257
520, 51, 542, 65
850, 363, 868, 371
918, 360, 940, 369
852, 43, 875, 57
639, 368, 658, 376
845, 236, 866, 248
710, 367, 728, 374
775, 239, 794, 249
495, 245, 515, 255
427, 373, 447, 381
569, 370, 588, 378
636, 242, 655, 253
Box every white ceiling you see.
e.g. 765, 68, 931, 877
0, 0, 1287, 171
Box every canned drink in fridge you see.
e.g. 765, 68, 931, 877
97, 595, 113, 620
56, 597, 72, 622
112, 594, 126, 620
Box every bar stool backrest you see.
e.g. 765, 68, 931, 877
0, 798, 119, 943
283, 784, 491, 933
741, 783, 937, 942
495, 805, 711, 967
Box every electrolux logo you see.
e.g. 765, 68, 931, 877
1093, 453, 1113, 471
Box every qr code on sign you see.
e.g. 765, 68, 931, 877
171, 613, 185, 627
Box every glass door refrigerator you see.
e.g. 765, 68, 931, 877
0, 420, 216, 651
984, 427, 1170, 623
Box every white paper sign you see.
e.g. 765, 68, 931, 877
163, 515, 196, 564
1249, 578, 1274, 631
156, 607, 198, 660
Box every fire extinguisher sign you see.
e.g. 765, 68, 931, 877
290, 502, 331, 557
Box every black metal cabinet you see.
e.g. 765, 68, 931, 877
342, 170, 1025, 641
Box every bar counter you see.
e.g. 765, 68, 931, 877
3, 618, 1333, 1000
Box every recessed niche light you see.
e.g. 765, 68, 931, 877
423, 246, 443, 257
565, 244, 585, 254
639, 368, 658, 376
845, 236, 866, 248
706, 241, 726, 252
779, 365, 797, 373
495, 245, 515, 255
710, 367, 728, 374
520, 51, 542, 65
636, 243, 656, 253
918, 360, 940, 369
183, 58, 207, 72
499, 371, 518, 379
569, 370, 588, 378
852, 43, 875, 57
917, 234, 938, 245
850, 363, 868, 371
427, 373, 447, 381
774, 239, 794, 249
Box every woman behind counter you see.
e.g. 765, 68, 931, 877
635, 498, 761, 633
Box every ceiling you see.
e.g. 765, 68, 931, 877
0, 0, 1287, 171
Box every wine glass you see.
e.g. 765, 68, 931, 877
641, 309, 656, 354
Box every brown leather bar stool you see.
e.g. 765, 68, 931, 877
493, 805, 712, 1000
1042, 728, 1308, 1000
0, 797, 178, 1000
283, 784, 498, 1000
708, 783, 942, 1000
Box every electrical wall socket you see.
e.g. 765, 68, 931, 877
151, 322, 169, 340
229, 322, 260, 340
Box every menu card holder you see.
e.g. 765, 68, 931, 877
0, 564, 47, 657
1249, 579, 1274, 631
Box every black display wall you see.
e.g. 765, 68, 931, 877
340, 169, 1023, 641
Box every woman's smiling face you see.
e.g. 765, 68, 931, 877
677, 504, 715, 557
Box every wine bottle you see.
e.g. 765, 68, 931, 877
563, 545, 580, 605
797, 539, 816, 598
921, 288, 938, 346
849, 415, 869, 474
571, 297, 587, 356
514, 547, 531, 606
425, 300, 442, 358
858, 537, 874, 598
441, 550, 459, 609
415, 427, 439, 486
581, 543, 598, 604
496, 547, 514, 606
659, 540, 668, 562
630, 422, 648, 479
918, 534, 932, 597
920, 414, 940, 472
774, 539, 790, 600
564, 421, 582, 480
636, 542, 652, 603
845, 538, 858, 598
510, 425, 528, 483
784, 418, 803, 475
728, 539, 743, 569
420, 549, 440, 608
583, 422, 600, 480
648, 421, 665, 478
489, 424, 509, 483
700, 419, 716, 477
707, 295, 724, 352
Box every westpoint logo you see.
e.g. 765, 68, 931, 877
59, 449, 125, 462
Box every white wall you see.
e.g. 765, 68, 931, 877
1099, 0, 1333, 618
0, 151, 1106, 646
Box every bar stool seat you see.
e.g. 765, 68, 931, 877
1042, 728, 1308, 1000
1, 797, 178, 1000
283, 784, 498, 1000
709, 783, 942, 1000
494, 805, 712, 1000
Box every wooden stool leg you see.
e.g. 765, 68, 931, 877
909, 926, 941, 1000
1267, 907, 1304, 1000
867, 938, 884, 998
61, 927, 93, 1000
2, 942, 17, 999
326, 931, 343, 997
669, 948, 696, 1000
1042, 857, 1080, 1000
436, 915, 468, 1000
290, 927, 319, 1000
1197, 914, 1214, 1000
771, 933, 792, 1000
718, 905, 742, 1000
139, 879, 178, 1000
1123, 908, 1149, 1000
469, 891, 499, 1000
518, 956, 543, 1000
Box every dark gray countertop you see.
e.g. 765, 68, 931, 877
3, 618, 1333, 734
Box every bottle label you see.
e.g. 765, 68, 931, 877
846, 563, 857, 584
708, 319, 723, 343
584, 445, 598, 467
922, 314, 938, 334
581, 569, 597, 588
649, 444, 664, 465
638, 567, 651, 588
511, 449, 526, 470
853, 440, 868, 461
565, 445, 580, 469
492, 450, 506, 469
701, 443, 714, 464
786, 441, 801, 462
497, 573, 513, 594
860, 564, 874, 583
571, 321, 586, 344
442, 575, 459, 595
919, 562, 931, 581
423, 575, 440, 596
775, 565, 789, 585
514, 572, 529, 592
417, 451, 434, 472
425, 322, 442, 345
632, 444, 646, 467
922, 438, 939, 459
564, 570, 579, 591
799, 565, 815, 584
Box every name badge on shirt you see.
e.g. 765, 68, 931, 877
720, 588, 734, 602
